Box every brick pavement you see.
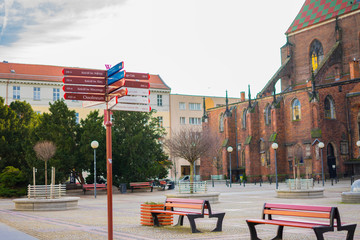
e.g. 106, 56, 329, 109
0, 179, 359, 240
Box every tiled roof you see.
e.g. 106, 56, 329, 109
286, 0, 360, 34
0, 62, 170, 90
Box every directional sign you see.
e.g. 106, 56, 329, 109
126, 87, 150, 96
108, 87, 128, 97
117, 96, 149, 104
124, 80, 150, 89
63, 76, 106, 85
108, 70, 125, 85
83, 101, 105, 108
63, 68, 106, 77
112, 103, 151, 112
107, 61, 124, 77
64, 93, 105, 102
125, 72, 150, 80
108, 96, 118, 109
63, 85, 106, 94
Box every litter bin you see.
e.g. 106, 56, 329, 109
168, 181, 175, 190
119, 183, 127, 194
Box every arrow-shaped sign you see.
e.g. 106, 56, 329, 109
126, 87, 150, 96
117, 96, 150, 104
63, 85, 106, 94
108, 70, 125, 85
108, 87, 128, 97
125, 72, 150, 80
108, 96, 118, 109
107, 61, 124, 78
112, 103, 151, 112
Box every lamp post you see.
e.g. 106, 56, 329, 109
227, 146, 233, 187
271, 143, 279, 189
91, 140, 99, 198
318, 142, 325, 186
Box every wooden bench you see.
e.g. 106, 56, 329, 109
246, 203, 357, 240
150, 198, 225, 233
130, 182, 153, 192
82, 184, 107, 195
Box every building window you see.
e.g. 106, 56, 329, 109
241, 150, 245, 167
219, 113, 224, 132
53, 88, 60, 101
157, 116, 163, 127
157, 95, 163, 107
291, 98, 301, 121
13, 86, 20, 99
180, 117, 186, 125
33, 87, 40, 100
259, 138, 265, 153
310, 39, 324, 72
179, 102, 186, 110
75, 113, 79, 124
264, 104, 271, 125
340, 141, 348, 155
189, 103, 201, 111
189, 117, 201, 125
324, 95, 336, 119
242, 109, 247, 129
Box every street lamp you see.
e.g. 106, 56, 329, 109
318, 142, 325, 186
227, 146, 233, 187
357, 141, 360, 157
91, 140, 99, 198
271, 143, 279, 190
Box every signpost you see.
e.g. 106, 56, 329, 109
62, 61, 151, 240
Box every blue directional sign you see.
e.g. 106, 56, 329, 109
107, 61, 124, 78
108, 70, 125, 85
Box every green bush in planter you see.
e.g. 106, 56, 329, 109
0, 166, 27, 197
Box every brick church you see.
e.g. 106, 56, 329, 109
201, 0, 360, 182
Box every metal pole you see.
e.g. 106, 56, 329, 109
321, 148, 324, 186
106, 105, 113, 240
275, 149, 278, 190
94, 148, 97, 199
229, 153, 232, 188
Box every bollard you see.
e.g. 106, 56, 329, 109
226, 180, 229, 187
243, 180, 246, 187
254, 180, 256, 185
260, 179, 262, 187
351, 176, 354, 185
212, 179, 214, 187
331, 179, 334, 186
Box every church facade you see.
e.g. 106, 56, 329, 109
201, 0, 360, 181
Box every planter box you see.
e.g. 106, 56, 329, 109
140, 203, 173, 226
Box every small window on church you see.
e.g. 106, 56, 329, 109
324, 95, 336, 119
219, 113, 224, 132
310, 39, 324, 72
291, 98, 301, 121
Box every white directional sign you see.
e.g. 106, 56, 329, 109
112, 103, 151, 112
117, 96, 149, 104
83, 101, 105, 108
126, 87, 150, 96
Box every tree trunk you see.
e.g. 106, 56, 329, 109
189, 161, 194, 194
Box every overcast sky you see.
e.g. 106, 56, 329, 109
0, 0, 304, 98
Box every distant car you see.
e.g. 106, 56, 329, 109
179, 175, 190, 182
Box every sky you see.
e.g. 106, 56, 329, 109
0, 0, 305, 98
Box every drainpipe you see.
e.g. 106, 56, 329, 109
235, 106, 238, 169
346, 95, 352, 159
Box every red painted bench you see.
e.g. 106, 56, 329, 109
150, 198, 225, 233
82, 184, 107, 195
246, 203, 357, 240
130, 182, 153, 192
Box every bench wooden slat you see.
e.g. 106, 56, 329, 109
165, 203, 204, 210
166, 198, 205, 204
264, 209, 331, 219
265, 203, 332, 212
247, 219, 328, 229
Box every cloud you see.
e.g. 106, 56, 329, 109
0, 0, 127, 46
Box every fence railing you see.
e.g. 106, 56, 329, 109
27, 184, 66, 199
286, 179, 313, 190
178, 181, 207, 193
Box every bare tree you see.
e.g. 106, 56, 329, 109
34, 141, 56, 187
164, 127, 220, 192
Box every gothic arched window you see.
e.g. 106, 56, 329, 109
242, 109, 247, 129
310, 39, 324, 72
324, 95, 336, 119
292, 98, 301, 121
219, 113, 224, 132
264, 104, 271, 125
